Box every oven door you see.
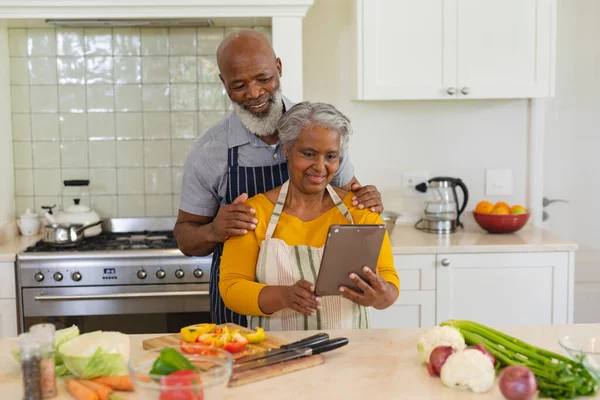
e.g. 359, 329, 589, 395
21, 284, 211, 334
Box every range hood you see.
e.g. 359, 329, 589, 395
45, 19, 214, 28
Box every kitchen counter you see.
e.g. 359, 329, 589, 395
0, 234, 41, 262
389, 223, 578, 254
1, 324, 599, 399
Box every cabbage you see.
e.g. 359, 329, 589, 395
58, 331, 130, 379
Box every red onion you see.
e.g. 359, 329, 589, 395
499, 366, 538, 400
428, 346, 455, 376
467, 343, 495, 366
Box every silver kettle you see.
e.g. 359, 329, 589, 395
414, 177, 469, 234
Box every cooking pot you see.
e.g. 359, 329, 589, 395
43, 220, 103, 246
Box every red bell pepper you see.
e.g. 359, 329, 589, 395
223, 333, 249, 353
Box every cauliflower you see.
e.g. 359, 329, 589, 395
417, 325, 466, 364
440, 349, 495, 393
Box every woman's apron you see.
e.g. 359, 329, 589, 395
248, 180, 371, 331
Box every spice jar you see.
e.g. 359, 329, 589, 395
30, 324, 57, 399
18, 332, 42, 400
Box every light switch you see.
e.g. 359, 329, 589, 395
485, 169, 512, 196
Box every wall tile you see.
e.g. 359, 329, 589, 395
116, 141, 143, 167
118, 195, 145, 217
88, 114, 115, 140
197, 27, 224, 55
198, 83, 225, 110
59, 85, 86, 113
33, 169, 61, 195
171, 112, 198, 139
198, 111, 225, 134
90, 195, 118, 218
117, 168, 144, 194
15, 197, 35, 217
84, 28, 112, 55
115, 113, 143, 139
113, 28, 141, 56
57, 57, 86, 84
198, 56, 219, 82
86, 56, 113, 84
29, 57, 57, 84
142, 84, 170, 111
114, 57, 142, 84
59, 114, 87, 140
171, 168, 184, 194
31, 114, 60, 141
169, 28, 196, 55
142, 56, 169, 83
86, 85, 114, 112
10, 58, 29, 85
62, 168, 89, 181
141, 28, 168, 56
12, 114, 32, 141
32, 142, 60, 168
115, 85, 142, 112
56, 29, 84, 56
89, 168, 117, 194
13, 143, 33, 169
9, 29, 28, 57
60, 141, 88, 168
88, 141, 116, 168
144, 168, 172, 194
30, 86, 58, 113
171, 140, 194, 167
172, 194, 181, 216
144, 141, 171, 167
14, 169, 34, 196
171, 84, 197, 111
170, 56, 197, 83
143, 113, 170, 139
28, 29, 57, 56
145, 194, 173, 216
11, 86, 30, 113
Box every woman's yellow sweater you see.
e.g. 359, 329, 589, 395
219, 191, 400, 316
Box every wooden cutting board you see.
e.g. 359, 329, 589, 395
142, 323, 325, 387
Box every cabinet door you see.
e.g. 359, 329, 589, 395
357, 0, 457, 100
0, 299, 17, 338
456, 0, 555, 98
0, 262, 16, 299
436, 252, 570, 326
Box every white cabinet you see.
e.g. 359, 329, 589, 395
436, 252, 571, 325
355, 0, 556, 100
0, 262, 17, 338
0, 262, 16, 299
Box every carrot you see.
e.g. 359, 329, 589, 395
90, 375, 134, 391
66, 379, 99, 400
77, 380, 113, 400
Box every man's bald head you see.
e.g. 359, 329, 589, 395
216, 29, 276, 73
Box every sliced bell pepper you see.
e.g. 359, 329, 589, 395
160, 370, 204, 400
180, 341, 221, 356
223, 333, 249, 353
180, 323, 216, 343
241, 327, 266, 344
150, 348, 196, 376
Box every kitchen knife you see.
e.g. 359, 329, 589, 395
233, 337, 349, 373
235, 332, 330, 364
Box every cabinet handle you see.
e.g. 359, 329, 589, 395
447, 87, 456, 95
461, 87, 470, 95
441, 258, 450, 267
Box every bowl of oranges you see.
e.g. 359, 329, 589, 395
473, 201, 530, 234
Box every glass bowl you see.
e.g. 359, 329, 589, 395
129, 346, 234, 399
559, 336, 600, 383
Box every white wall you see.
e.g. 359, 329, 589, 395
302, 0, 529, 217
0, 25, 15, 228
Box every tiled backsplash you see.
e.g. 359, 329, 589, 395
9, 26, 271, 218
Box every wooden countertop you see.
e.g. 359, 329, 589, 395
1, 324, 599, 399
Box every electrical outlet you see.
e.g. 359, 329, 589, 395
403, 172, 429, 196
485, 169, 513, 196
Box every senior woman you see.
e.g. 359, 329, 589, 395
219, 102, 399, 331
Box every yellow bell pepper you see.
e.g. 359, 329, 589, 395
180, 323, 216, 343
242, 327, 266, 344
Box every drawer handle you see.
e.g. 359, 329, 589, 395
441, 259, 450, 267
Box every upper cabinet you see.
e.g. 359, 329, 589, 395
354, 0, 557, 100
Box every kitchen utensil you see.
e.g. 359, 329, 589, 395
17, 208, 41, 236
235, 333, 330, 364
41, 180, 102, 238
559, 336, 600, 383
42, 220, 103, 247
381, 211, 400, 235
233, 337, 349, 373
129, 346, 233, 399
473, 211, 530, 234
414, 177, 469, 234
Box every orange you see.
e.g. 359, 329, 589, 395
510, 205, 528, 215
475, 201, 495, 214
491, 207, 509, 215
494, 201, 510, 210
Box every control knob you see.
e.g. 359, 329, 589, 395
71, 272, 82, 282
53, 272, 63, 281
193, 269, 203, 278
34, 272, 44, 282
137, 269, 147, 279
175, 269, 185, 279
156, 269, 166, 279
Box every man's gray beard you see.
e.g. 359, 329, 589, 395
233, 89, 284, 137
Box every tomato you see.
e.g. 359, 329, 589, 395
180, 341, 220, 356
160, 370, 204, 400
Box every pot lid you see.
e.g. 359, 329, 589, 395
20, 208, 38, 219
64, 198, 91, 214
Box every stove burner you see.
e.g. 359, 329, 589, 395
24, 231, 178, 253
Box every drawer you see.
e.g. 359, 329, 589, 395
0, 262, 15, 299
394, 254, 436, 290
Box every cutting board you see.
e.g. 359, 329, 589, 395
142, 323, 325, 387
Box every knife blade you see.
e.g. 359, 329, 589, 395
235, 332, 330, 364
233, 337, 349, 373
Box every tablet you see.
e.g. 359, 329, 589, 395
314, 224, 386, 297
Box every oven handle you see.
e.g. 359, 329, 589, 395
34, 291, 209, 301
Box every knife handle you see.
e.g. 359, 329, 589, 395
280, 333, 330, 350
308, 337, 349, 355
